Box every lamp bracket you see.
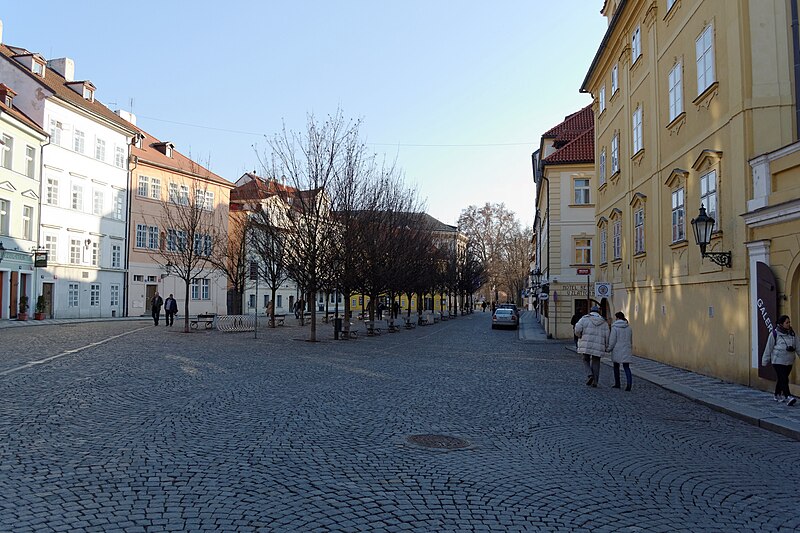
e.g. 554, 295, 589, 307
702, 251, 732, 268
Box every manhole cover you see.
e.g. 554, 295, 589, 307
407, 434, 469, 449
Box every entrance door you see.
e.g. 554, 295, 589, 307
145, 285, 158, 312
42, 283, 54, 318
9, 271, 18, 318
574, 299, 588, 317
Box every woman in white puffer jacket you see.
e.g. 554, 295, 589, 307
607, 311, 633, 391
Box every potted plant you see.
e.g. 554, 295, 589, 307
34, 295, 47, 320
17, 295, 29, 321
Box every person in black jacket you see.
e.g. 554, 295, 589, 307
151, 292, 164, 326
164, 294, 178, 327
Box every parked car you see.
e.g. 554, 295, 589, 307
492, 308, 518, 330
498, 303, 520, 317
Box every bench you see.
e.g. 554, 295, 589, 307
387, 319, 401, 332
339, 322, 359, 339
440, 311, 450, 321
365, 320, 389, 336
404, 316, 417, 329
269, 314, 286, 327
190, 313, 216, 329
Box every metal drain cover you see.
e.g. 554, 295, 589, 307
407, 434, 469, 449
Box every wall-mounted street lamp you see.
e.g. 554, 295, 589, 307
531, 267, 543, 288
161, 261, 174, 279
690, 204, 732, 268
0, 242, 5, 265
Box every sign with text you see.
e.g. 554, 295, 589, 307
577, 268, 591, 275
34, 251, 48, 268
756, 261, 777, 380
595, 282, 612, 298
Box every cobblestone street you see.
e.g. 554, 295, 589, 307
1, 313, 799, 532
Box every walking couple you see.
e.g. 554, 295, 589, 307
575, 305, 633, 390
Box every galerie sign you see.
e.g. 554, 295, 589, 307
756, 261, 777, 380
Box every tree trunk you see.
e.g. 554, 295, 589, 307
183, 279, 191, 333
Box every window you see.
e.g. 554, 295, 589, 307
574, 178, 590, 205
49, 120, 62, 146
195, 189, 206, 209
167, 229, 177, 252
32, 60, 45, 76
277, 295, 283, 308
600, 226, 608, 263
91, 241, 100, 266
264, 295, 270, 308
611, 134, 619, 174
204, 235, 212, 256
169, 182, 179, 203
70, 239, 82, 264
599, 149, 606, 186
110, 285, 119, 307
179, 185, 189, 206
205, 191, 214, 210
671, 187, 685, 242
71, 184, 83, 211
634, 208, 645, 254
150, 178, 161, 200
90, 284, 100, 306
113, 191, 125, 220
574, 238, 592, 265
613, 219, 622, 260
22, 205, 32, 240
136, 224, 147, 248
47, 177, 59, 205
95, 138, 106, 161
137, 176, 149, 197
44, 234, 57, 260
1, 134, 13, 169
599, 85, 606, 113
115, 146, 125, 168
667, 0, 676, 10
93, 190, 104, 216
176, 230, 187, 251
249, 294, 256, 309
112, 244, 121, 268
696, 25, 715, 94
194, 233, 204, 255
68, 283, 79, 307
631, 26, 641, 61
700, 170, 717, 230
133, 275, 144, 282
632, 106, 643, 154
611, 64, 619, 94
25, 145, 35, 178
669, 63, 683, 121
191, 279, 210, 300
148, 226, 158, 249
0, 198, 8, 235
74, 130, 85, 153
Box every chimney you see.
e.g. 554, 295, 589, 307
114, 109, 137, 126
47, 57, 75, 82
0, 20, 4, 45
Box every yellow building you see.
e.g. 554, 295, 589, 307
580, 0, 796, 385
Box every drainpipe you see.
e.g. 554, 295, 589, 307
37, 135, 51, 317
792, 0, 800, 139
123, 152, 138, 317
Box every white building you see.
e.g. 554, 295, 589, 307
0, 37, 136, 318
0, 83, 47, 320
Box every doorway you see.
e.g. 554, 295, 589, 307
145, 285, 158, 312
9, 271, 18, 318
42, 283, 54, 318
574, 299, 588, 317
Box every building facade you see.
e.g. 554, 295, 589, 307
126, 120, 233, 318
0, 43, 136, 319
0, 83, 47, 320
532, 105, 597, 339
580, 0, 796, 385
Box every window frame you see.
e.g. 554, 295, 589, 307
74, 129, 85, 154
46, 177, 59, 205
611, 64, 619, 94
95, 138, 106, 162
631, 25, 642, 62
612, 218, 622, 260
634, 207, 645, 255
599, 85, 606, 113
0, 198, 9, 235
599, 148, 606, 186
68, 283, 79, 307
699, 169, 718, 231
112, 244, 121, 268
90, 284, 100, 306
632, 106, 643, 154
611, 134, 619, 174
573, 178, 591, 205
25, 145, 36, 178
69, 239, 82, 264
600, 225, 608, 264
696, 25, 715, 95
668, 62, 683, 122
136, 224, 147, 248
71, 183, 83, 211
1, 134, 14, 170
671, 187, 686, 243
574, 237, 593, 265
22, 205, 33, 240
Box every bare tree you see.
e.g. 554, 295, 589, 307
259, 111, 358, 341
210, 208, 250, 315
249, 200, 292, 328
148, 177, 224, 332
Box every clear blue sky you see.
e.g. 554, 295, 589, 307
1, 1, 607, 227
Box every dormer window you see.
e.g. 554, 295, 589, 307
32, 58, 45, 77
0, 84, 16, 108
82, 85, 94, 102
66, 81, 96, 102
3, 95, 11, 107
153, 141, 175, 158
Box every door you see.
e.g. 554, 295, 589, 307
42, 283, 54, 318
145, 285, 158, 312
9, 271, 18, 318
574, 299, 588, 317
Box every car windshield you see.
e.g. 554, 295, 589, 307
495, 309, 512, 315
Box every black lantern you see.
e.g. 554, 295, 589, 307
531, 267, 543, 287
690, 205, 731, 268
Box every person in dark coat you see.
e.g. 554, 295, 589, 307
164, 294, 178, 327
571, 311, 584, 347
151, 292, 164, 326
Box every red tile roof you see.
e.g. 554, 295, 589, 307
230, 174, 297, 202
541, 127, 594, 165
130, 126, 232, 188
0, 44, 136, 134
541, 104, 594, 142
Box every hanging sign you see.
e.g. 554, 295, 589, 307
34, 251, 48, 268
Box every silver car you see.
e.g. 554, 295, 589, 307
491, 308, 518, 330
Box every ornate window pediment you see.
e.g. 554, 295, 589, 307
692, 150, 722, 172
664, 168, 688, 188
610, 207, 622, 219
629, 192, 647, 208
597, 216, 609, 228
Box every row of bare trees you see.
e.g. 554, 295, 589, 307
458, 203, 532, 306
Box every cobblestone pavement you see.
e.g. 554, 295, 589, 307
1, 313, 799, 532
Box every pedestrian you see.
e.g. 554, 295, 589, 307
570, 311, 583, 347
393, 300, 400, 319
575, 304, 609, 387
151, 292, 163, 326
293, 300, 300, 319
762, 315, 798, 405
607, 311, 633, 391
482, 301, 487, 312
377, 302, 384, 320
164, 293, 178, 327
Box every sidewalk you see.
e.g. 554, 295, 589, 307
519, 311, 800, 441
0, 316, 150, 329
